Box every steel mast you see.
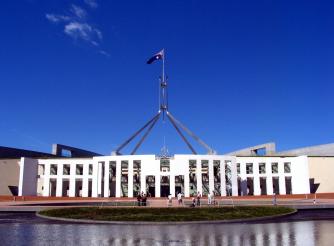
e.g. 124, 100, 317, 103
113, 50, 216, 155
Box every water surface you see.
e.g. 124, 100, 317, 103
0, 213, 333, 246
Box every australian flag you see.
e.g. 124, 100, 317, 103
146, 49, 164, 64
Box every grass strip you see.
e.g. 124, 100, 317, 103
39, 206, 295, 222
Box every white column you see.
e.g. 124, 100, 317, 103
221, 160, 226, 196
230, 158, 238, 196
278, 162, 286, 195
184, 172, 190, 197
253, 162, 261, 195
56, 179, 63, 197
104, 161, 109, 197
128, 161, 134, 198
197, 159, 202, 195
115, 160, 121, 197
266, 162, 273, 195
170, 175, 175, 197
140, 174, 146, 193
97, 162, 102, 197
240, 162, 247, 196
155, 175, 160, 197
56, 164, 63, 197
43, 164, 50, 197
82, 163, 89, 197
291, 156, 310, 194
92, 161, 99, 197
208, 159, 214, 195
69, 163, 76, 197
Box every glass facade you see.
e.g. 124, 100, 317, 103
133, 160, 141, 196
259, 163, 266, 174
189, 160, 197, 196
271, 163, 278, 174
121, 161, 128, 197
201, 160, 209, 196
284, 162, 291, 173
213, 160, 221, 195
246, 163, 253, 174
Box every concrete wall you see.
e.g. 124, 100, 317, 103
236, 156, 310, 195
18, 157, 38, 196
308, 157, 334, 193
0, 159, 20, 195
291, 156, 310, 194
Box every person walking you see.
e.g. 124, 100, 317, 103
191, 197, 196, 207
196, 192, 201, 206
168, 193, 172, 207
177, 192, 183, 206
208, 190, 214, 205
137, 193, 142, 206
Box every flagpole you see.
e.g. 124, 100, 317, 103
162, 49, 165, 82
162, 49, 166, 121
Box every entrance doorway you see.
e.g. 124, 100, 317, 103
246, 177, 254, 195
285, 177, 292, 194
49, 179, 56, 197
62, 180, 69, 197
260, 177, 267, 195
175, 175, 184, 195
88, 179, 92, 197
109, 161, 116, 197
160, 176, 170, 197
273, 177, 280, 194
75, 180, 82, 197
237, 177, 242, 196
146, 176, 155, 197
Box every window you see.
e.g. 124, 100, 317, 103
76, 164, 83, 175
63, 164, 70, 175
246, 163, 253, 174
202, 160, 209, 196
160, 159, 170, 172
50, 164, 57, 175
237, 163, 240, 174
213, 160, 220, 177
271, 163, 278, 174
284, 162, 291, 173
89, 164, 93, 175
121, 161, 128, 197
259, 163, 266, 174
189, 160, 197, 196
38, 164, 45, 175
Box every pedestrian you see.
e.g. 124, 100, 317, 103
196, 191, 201, 206
208, 190, 214, 205
208, 192, 212, 205
177, 192, 183, 205
168, 194, 172, 207
191, 197, 196, 207
137, 193, 142, 206
142, 193, 147, 206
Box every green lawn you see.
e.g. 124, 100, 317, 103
39, 206, 295, 222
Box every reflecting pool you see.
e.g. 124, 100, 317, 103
0, 213, 333, 246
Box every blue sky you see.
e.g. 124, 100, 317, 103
0, 0, 334, 155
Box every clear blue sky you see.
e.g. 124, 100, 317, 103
1, 0, 333, 155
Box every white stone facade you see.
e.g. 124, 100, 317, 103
18, 155, 310, 197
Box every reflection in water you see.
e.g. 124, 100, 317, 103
0, 220, 333, 246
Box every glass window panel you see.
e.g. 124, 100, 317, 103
272, 163, 278, 174
284, 162, 291, 173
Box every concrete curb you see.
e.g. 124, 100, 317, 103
35, 209, 297, 225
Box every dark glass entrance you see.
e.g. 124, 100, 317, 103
160, 176, 170, 197
146, 176, 155, 197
